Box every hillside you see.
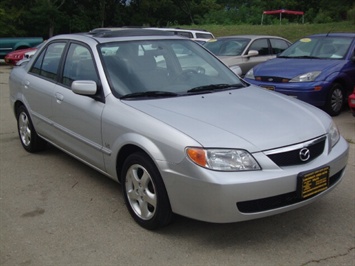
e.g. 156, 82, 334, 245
181, 21, 355, 42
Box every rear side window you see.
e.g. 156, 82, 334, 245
30, 42, 66, 81
248, 39, 270, 56
270, 39, 290, 54
173, 31, 193, 38
196, 33, 214, 39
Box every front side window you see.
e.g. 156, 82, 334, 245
30, 42, 66, 81
248, 39, 270, 56
62, 43, 99, 87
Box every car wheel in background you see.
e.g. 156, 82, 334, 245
16, 105, 47, 152
122, 152, 173, 230
325, 83, 344, 116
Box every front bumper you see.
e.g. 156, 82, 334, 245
245, 79, 332, 107
4, 57, 20, 66
160, 136, 349, 223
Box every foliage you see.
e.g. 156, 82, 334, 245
182, 21, 355, 42
0, 0, 354, 38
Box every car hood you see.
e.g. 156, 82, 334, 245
123, 86, 330, 152
253, 58, 343, 78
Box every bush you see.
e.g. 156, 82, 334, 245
314, 10, 333, 24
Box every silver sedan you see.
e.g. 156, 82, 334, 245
9, 29, 349, 230
203, 35, 291, 75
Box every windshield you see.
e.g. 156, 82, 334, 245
203, 38, 250, 56
279, 37, 352, 59
99, 39, 243, 98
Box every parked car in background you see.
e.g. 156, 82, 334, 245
245, 33, 355, 116
349, 87, 355, 116
203, 35, 291, 75
5, 41, 46, 66
5, 47, 37, 65
0, 37, 43, 59
9, 29, 348, 230
90, 27, 215, 43
15, 44, 44, 66
146, 27, 215, 42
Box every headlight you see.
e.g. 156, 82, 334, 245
289, 71, 321, 82
244, 68, 255, 79
186, 147, 261, 171
328, 121, 340, 149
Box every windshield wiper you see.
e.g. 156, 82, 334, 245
187, 83, 245, 93
292, 55, 320, 59
120, 91, 179, 99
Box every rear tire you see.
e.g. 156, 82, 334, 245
324, 83, 344, 116
16, 105, 47, 152
121, 152, 173, 230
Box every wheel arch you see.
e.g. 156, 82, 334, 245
327, 72, 353, 95
116, 144, 146, 183
110, 130, 190, 183
14, 100, 26, 116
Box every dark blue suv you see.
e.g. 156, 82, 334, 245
245, 33, 355, 116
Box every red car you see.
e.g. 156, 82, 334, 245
349, 87, 355, 116
4, 47, 37, 66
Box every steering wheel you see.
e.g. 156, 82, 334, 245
174, 67, 205, 81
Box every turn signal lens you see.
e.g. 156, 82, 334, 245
186, 148, 207, 167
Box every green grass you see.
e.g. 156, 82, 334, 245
180, 21, 355, 42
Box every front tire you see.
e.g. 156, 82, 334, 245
16, 105, 47, 152
324, 83, 344, 116
121, 152, 173, 230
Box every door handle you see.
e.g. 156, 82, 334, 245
55, 92, 64, 103
23, 81, 30, 89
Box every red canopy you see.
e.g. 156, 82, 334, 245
261, 9, 304, 24
263, 10, 304, 15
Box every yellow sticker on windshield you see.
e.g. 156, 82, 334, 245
300, 38, 312, 42
207, 39, 217, 42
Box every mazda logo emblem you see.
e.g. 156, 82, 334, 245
299, 148, 310, 162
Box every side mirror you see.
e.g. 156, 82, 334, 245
246, 50, 259, 57
71, 80, 97, 95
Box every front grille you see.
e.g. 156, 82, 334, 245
256, 76, 286, 83
265, 137, 326, 167
237, 168, 344, 213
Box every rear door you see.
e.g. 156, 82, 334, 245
25, 41, 66, 139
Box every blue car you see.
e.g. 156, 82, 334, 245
245, 33, 355, 116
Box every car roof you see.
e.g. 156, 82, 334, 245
90, 27, 214, 36
146, 27, 212, 33
307, 33, 355, 38
49, 29, 186, 45
215, 35, 288, 40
